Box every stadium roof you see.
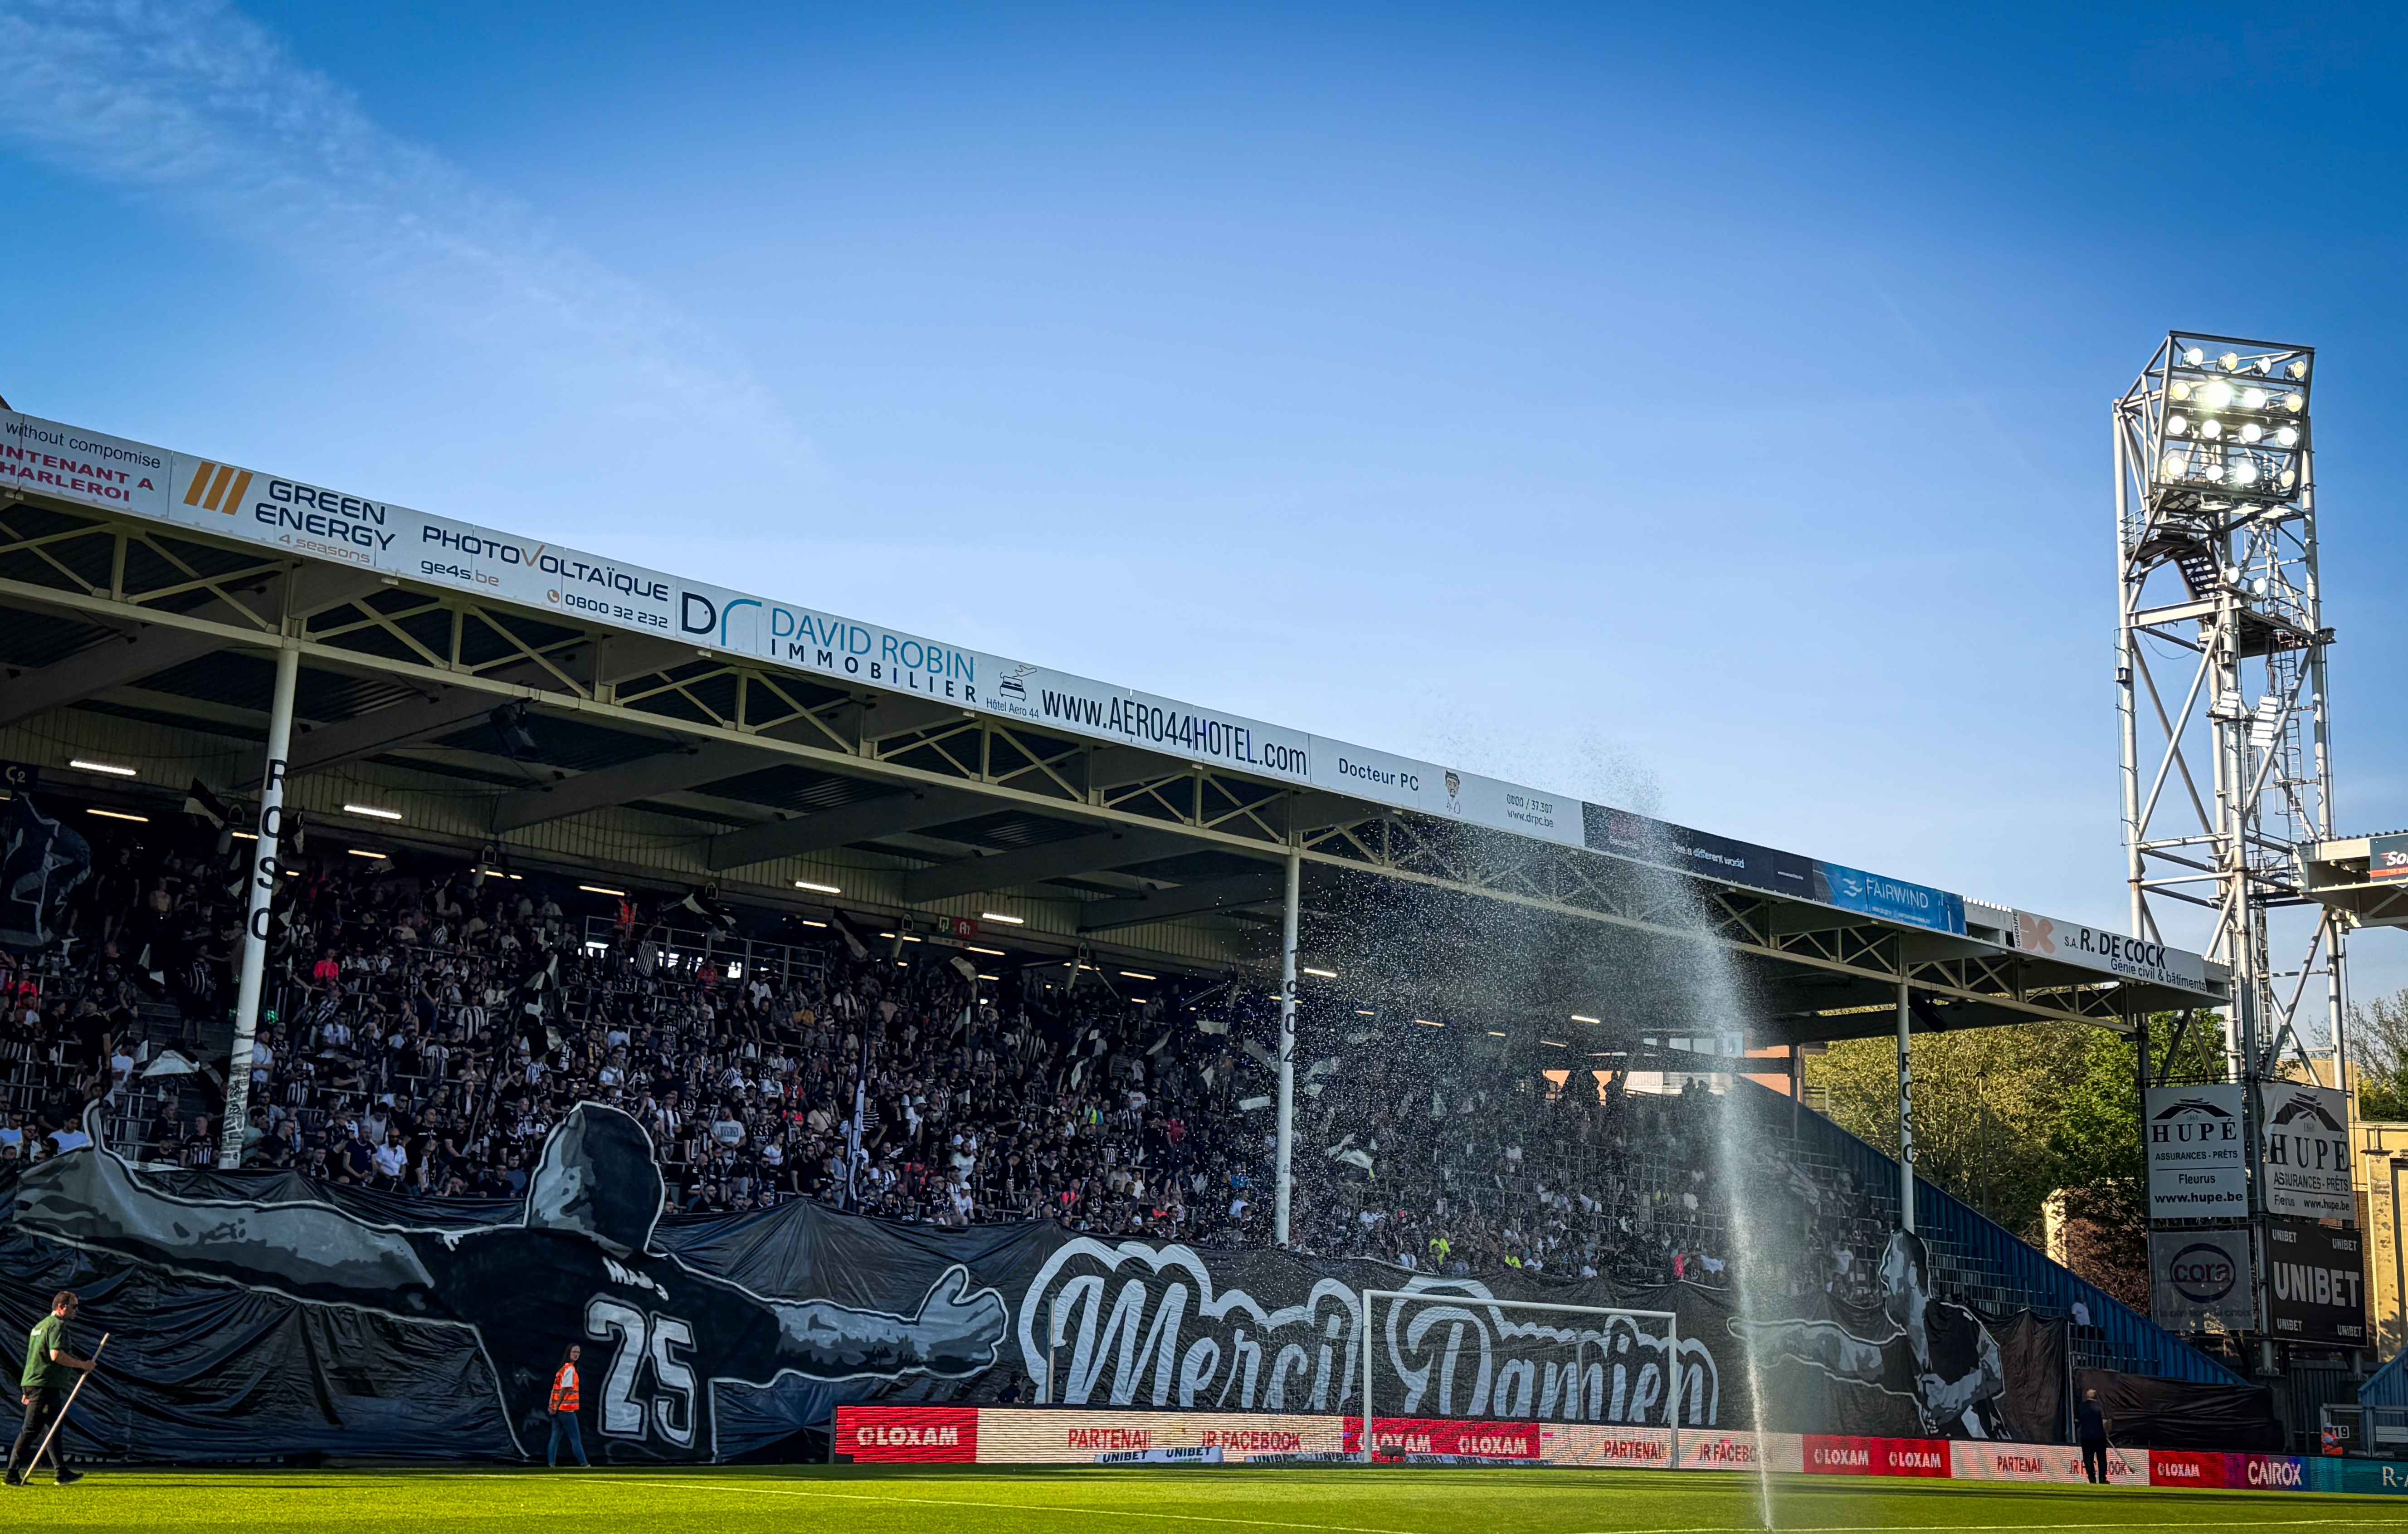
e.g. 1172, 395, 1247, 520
0, 406, 2227, 1043
2300, 833, 2408, 930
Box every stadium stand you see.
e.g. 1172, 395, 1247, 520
0, 807, 2231, 1387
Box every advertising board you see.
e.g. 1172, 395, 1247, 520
2147, 1227, 2256, 1334
2144, 1085, 2249, 1220
2370, 832, 2408, 881
1949, 1441, 2145, 1484
833, 1406, 2347, 1495
2148, 1449, 2226, 1488
2263, 1217, 2368, 1345
1673, 1431, 1804, 1474
2256, 1083, 2354, 1221
2227, 1453, 2309, 1490
3, 408, 2046, 952
982, 1409, 1347, 1463
1810, 866, 1967, 936
1800, 1435, 1950, 1477
836, 1405, 979, 1463
1584, 809, 1815, 900
2016, 910, 2212, 990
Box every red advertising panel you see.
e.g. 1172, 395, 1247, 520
1801, 1435, 1947, 1477
1347, 1417, 1541, 1460
835, 1405, 978, 1464
2149, 1449, 2227, 1488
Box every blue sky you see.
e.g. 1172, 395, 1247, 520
5, 2, 2407, 1022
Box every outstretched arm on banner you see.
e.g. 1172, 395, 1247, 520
1729, 1316, 1886, 1385
770, 1265, 1006, 1380
17, 1126, 441, 1313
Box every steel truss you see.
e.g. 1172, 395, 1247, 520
2115, 332, 2344, 1080
0, 493, 2200, 1037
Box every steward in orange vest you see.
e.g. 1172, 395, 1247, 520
546, 1343, 588, 1468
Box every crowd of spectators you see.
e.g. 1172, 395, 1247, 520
1, 804, 1896, 1294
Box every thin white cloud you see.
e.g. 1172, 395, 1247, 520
0, 0, 809, 475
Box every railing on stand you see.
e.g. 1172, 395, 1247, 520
579, 917, 829, 993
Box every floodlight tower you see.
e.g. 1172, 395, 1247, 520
2115, 333, 2345, 1083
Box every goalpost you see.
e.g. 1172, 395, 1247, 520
1357, 1290, 1682, 1466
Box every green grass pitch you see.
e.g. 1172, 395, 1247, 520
7, 1466, 2408, 1534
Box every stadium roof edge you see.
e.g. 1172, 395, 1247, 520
0, 405, 2227, 1029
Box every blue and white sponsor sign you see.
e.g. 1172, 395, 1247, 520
1811, 862, 1966, 935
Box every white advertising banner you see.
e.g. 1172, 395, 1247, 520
2, 409, 1587, 850
2143, 1084, 2249, 1220
2257, 1082, 2354, 1222
0, 415, 171, 516
2014, 910, 2211, 990
973, 1408, 1346, 1464
1675, 1430, 1805, 1474
1948, 1441, 2147, 1485
1539, 1424, 1676, 1469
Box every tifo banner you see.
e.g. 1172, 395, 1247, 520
1740, 1270, 2066, 1445
3, 1105, 2073, 1463
2143, 1085, 2249, 1220
0, 407, 2003, 943
2074, 1368, 2283, 1452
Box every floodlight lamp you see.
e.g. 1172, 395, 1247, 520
2238, 423, 2262, 444
2200, 380, 2235, 411
2288, 359, 2309, 381
2254, 357, 2275, 376
2275, 425, 2299, 448
2165, 414, 2189, 436
2279, 468, 2298, 490
2160, 450, 2189, 477
2201, 462, 2225, 482
2283, 392, 2304, 413
2231, 461, 2260, 488
2183, 347, 2205, 365
2241, 387, 2268, 410
2220, 351, 2241, 371
2170, 381, 2194, 402
2198, 418, 2223, 440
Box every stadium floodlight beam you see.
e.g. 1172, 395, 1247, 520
2114, 332, 2344, 1359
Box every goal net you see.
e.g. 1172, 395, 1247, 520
1357, 1288, 1685, 1466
